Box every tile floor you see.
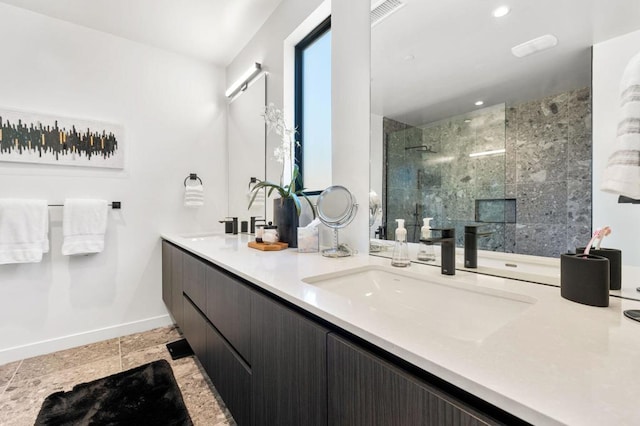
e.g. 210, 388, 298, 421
0, 326, 235, 426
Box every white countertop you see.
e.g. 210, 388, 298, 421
162, 232, 640, 426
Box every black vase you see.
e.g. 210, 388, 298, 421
273, 197, 299, 248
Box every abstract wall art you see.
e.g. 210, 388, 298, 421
0, 108, 124, 169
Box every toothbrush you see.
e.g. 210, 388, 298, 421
595, 226, 611, 249
583, 226, 611, 255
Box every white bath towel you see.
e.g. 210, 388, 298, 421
601, 50, 640, 199
0, 199, 49, 264
184, 184, 204, 208
62, 199, 108, 256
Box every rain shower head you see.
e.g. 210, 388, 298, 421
405, 145, 438, 153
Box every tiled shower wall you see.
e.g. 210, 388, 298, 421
383, 87, 592, 258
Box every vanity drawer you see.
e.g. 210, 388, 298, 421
205, 320, 251, 426
181, 297, 207, 362
205, 265, 252, 363
183, 253, 207, 311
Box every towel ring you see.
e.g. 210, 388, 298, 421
184, 173, 203, 187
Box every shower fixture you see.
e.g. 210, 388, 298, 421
405, 145, 438, 153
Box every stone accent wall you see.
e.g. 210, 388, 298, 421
383, 87, 592, 258
505, 87, 592, 257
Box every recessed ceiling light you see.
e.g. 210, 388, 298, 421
511, 34, 558, 58
464, 119, 472, 123
403, 54, 415, 61
492, 5, 510, 18
475, 101, 484, 106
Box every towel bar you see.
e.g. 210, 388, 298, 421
48, 202, 122, 209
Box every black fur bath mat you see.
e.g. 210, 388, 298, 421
34, 359, 192, 425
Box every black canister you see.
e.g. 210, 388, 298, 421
560, 253, 610, 307
576, 247, 622, 290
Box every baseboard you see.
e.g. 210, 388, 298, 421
0, 315, 174, 365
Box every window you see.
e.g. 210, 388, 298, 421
295, 17, 331, 193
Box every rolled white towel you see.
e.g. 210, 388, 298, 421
185, 184, 204, 208
602, 50, 640, 199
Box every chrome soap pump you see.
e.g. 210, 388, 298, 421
417, 217, 436, 261
391, 219, 411, 267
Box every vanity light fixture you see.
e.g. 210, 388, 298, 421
511, 35, 558, 58
492, 5, 510, 18
469, 148, 506, 158
474, 100, 484, 106
225, 62, 262, 98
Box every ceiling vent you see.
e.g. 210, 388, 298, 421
371, 0, 405, 27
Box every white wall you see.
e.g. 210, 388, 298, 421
331, 0, 371, 254
0, 4, 227, 364
593, 29, 640, 267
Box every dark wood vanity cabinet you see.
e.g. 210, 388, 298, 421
162, 241, 184, 325
161, 241, 327, 426
205, 265, 252, 363
327, 334, 499, 426
162, 240, 518, 426
251, 291, 328, 426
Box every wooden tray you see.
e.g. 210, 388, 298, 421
248, 241, 289, 251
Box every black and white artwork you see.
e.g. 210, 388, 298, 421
0, 108, 124, 169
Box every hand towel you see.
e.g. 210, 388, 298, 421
0, 199, 49, 264
62, 199, 108, 256
601, 50, 640, 199
184, 184, 204, 208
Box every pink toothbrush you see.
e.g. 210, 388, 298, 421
583, 226, 611, 255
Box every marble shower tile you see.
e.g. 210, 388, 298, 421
0, 361, 20, 391
515, 224, 567, 258
475, 155, 506, 198
0, 356, 121, 426
567, 87, 592, 181
505, 106, 517, 187
567, 223, 592, 254
516, 138, 568, 184
120, 325, 182, 356
504, 223, 517, 253
476, 223, 506, 252
13, 338, 119, 382
517, 182, 567, 225
567, 179, 592, 225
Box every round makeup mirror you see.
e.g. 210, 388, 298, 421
316, 185, 358, 257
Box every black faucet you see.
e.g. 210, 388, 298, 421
420, 228, 455, 275
464, 225, 492, 268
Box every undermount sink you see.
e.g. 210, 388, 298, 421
303, 265, 536, 342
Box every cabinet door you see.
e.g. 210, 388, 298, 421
183, 253, 207, 311
162, 242, 185, 325
161, 241, 172, 312
181, 297, 207, 362
328, 334, 498, 426
205, 265, 252, 363
251, 292, 328, 426
205, 321, 252, 426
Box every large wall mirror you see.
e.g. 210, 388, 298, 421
370, 0, 640, 268
228, 73, 267, 221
